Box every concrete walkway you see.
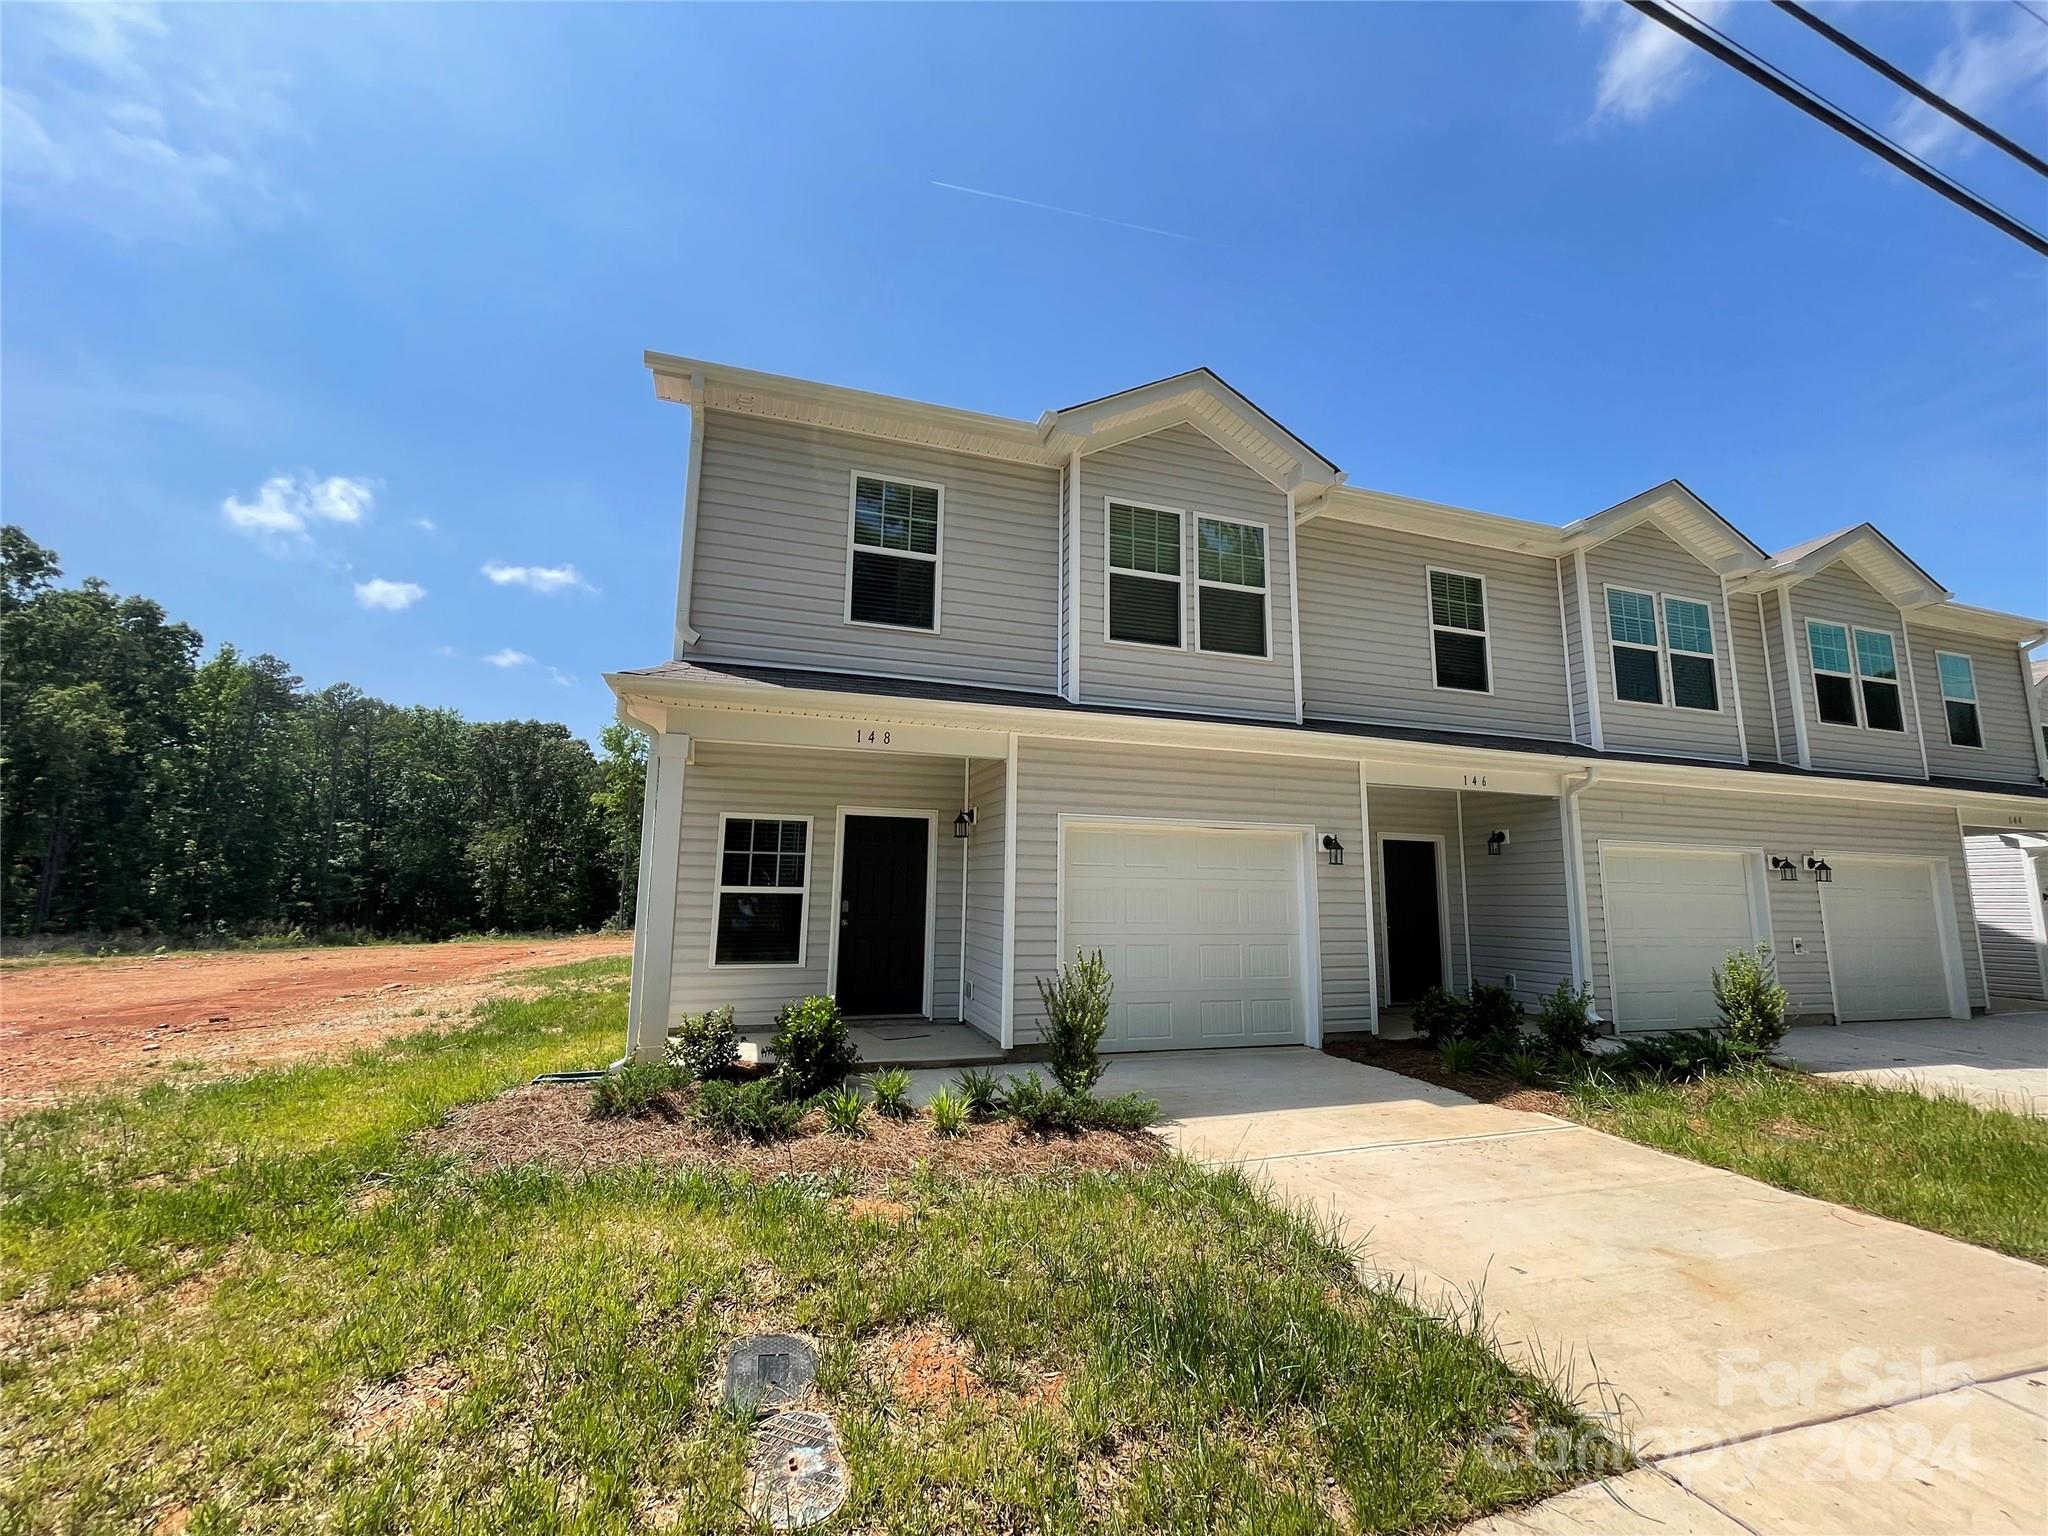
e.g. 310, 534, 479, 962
1780, 1013, 2048, 1118
1072, 1047, 2048, 1535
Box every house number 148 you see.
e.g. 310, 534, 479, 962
853, 729, 893, 746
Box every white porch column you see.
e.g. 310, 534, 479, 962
628, 732, 690, 1063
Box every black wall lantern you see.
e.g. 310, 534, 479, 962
1320, 834, 1345, 867
953, 809, 975, 840
1805, 855, 1833, 884
1486, 830, 1509, 856
1769, 855, 1799, 882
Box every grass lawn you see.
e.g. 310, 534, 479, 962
1, 959, 1615, 1534
1567, 1068, 2048, 1263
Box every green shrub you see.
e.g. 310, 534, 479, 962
870, 1067, 914, 1119
953, 1067, 1000, 1120
770, 995, 857, 1100
1438, 1037, 1484, 1074
665, 1004, 740, 1081
1506, 1048, 1549, 1086
1468, 983, 1525, 1043
1535, 979, 1599, 1057
1609, 1030, 1744, 1084
1036, 949, 1114, 1095
1073, 1091, 1162, 1132
927, 1089, 968, 1137
821, 1085, 866, 1137
999, 1073, 1080, 1134
1412, 986, 1470, 1046
693, 1078, 802, 1142
1715, 944, 1788, 1058
589, 1061, 685, 1120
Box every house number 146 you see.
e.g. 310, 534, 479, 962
853, 729, 893, 746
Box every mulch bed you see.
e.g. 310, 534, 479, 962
421, 1083, 1165, 1189
1323, 1036, 1572, 1118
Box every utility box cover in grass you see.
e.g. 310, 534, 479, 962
726, 1333, 817, 1411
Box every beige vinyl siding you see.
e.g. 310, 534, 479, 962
1761, 591, 1801, 766
1728, 588, 1778, 764
668, 743, 966, 1030
1076, 424, 1296, 720
1297, 521, 1573, 740
1369, 787, 1470, 1000
1791, 565, 1926, 780
1577, 783, 1984, 1023
1910, 627, 2039, 785
688, 412, 1061, 692
1964, 830, 2048, 1000
1583, 524, 1743, 763
1560, 562, 1591, 743
1461, 793, 1574, 1007
962, 757, 1008, 1037
1008, 738, 1368, 1043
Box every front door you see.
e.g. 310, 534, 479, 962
1383, 838, 1444, 1004
836, 815, 929, 1016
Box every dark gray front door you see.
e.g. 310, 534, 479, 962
836, 815, 928, 1016
1383, 839, 1444, 1004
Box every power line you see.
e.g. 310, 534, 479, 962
2011, 0, 2048, 32
1621, 0, 2048, 257
1771, 0, 2047, 178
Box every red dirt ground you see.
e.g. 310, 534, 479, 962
0, 935, 632, 1117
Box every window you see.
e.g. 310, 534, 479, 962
1195, 517, 1267, 657
1663, 596, 1719, 712
713, 817, 810, 966
1807, 621, 1859, 727
1428, 569, 1490, 692
847, 474, 940, 630
1606, 588, 1662, 705
1854, 628, 1905, 733
1107, 501, 1183, 648
1937, 651, 1983, 749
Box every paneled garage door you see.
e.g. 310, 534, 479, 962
1604, 846, 1764, 1032
1063, 822, 1308, 1050
1822, 859, 1955, 1022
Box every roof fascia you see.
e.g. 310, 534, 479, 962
1560, 481, 1767, 573
1040, 367, 1341, 484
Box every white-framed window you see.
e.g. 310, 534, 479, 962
1663, 596, 1719, 712
1936, 650, 1983, 749
712, 814, 811, 967
1606, 587, 1662, 705
1195, 515, 1269, 658
1853, 628, 1906, 733
1428, 568, 1490, 692
1105, 499, 1184, 648
845, 473, 941, 631
1807, 620, 1859, 727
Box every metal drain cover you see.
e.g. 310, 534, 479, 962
745, 1409, 847, 1529
726, 1333, 816, 1411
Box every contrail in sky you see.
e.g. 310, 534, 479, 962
930, 180, 1208, 244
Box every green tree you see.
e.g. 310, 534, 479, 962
592, 722, 648, 926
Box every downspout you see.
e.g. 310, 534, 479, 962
1561, 765, 1601, 1024
672, 371, 706, 654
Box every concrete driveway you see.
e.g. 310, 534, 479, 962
1780, 1014, 2048, 1118
1088, 1047, 2048, 1535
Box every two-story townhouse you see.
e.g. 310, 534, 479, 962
607, 355, 2048, 1064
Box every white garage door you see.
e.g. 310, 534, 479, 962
1063, 822, 1307, 1050
1823, 860, 1955, 1022
1605, 847, 1762, 1032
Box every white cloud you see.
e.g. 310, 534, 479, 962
481, 561, 597, 595
353, 578, 425, 612
2, 3, 297, 238
484, 648, 532, 669
222, 473, 375, 540
433, 644, 457, 657
546, 665, 575, 688
411, 516, 438, 532
1582, 0, 1730, 126
1889, 15, 2048, 164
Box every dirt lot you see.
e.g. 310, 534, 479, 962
0, 935, 632, 1117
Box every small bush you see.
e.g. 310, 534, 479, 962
1535, 979, 1599, 1057
1438, 1037, 1484, 1074
1000, 1073, 1080, 1134
1073, 1091, 1162, 1132
1412, 986, 1470, 1046
928, 1089, 968, 1137
870, 1067, 914, 1119
1715, 944, 1788, 1058
953, 1067, 1001, 1120
1037, 949, 1114, 1095
1506, 1048, 1549, 1086
821, 1085, 866, 1137
1468, 983, 1525, 1043
1609, 1029, 1746, 1084
693, 1078, 802, 1142
589, 1061, 685, 1120
666, 1005, 740, 1081
770, 995, 858, 1100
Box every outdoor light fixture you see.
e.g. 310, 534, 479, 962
1486, 830, 1509, 856
952, 809, 975, 840
1770, 855, 1799, 882
1805, 855, 1833, 884
1321, 834, 1345, 867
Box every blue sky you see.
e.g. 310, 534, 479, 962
5, 2, 2044, 742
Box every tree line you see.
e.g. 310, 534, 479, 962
1, 526, 645, 940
